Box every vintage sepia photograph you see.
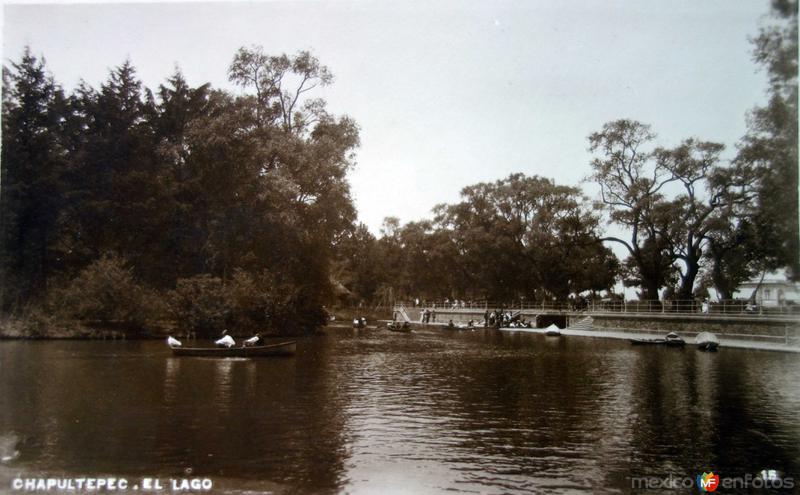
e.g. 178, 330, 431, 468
1, 0, 798, 493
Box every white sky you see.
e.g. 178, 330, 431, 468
2, 0, 771, 236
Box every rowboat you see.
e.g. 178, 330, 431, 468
629, 338, 666, 345
170, 341, 296, 357
453, 323, 476, 330
664, 332, 686, 347
387, 322, 412, 333
630, 332, 685, 347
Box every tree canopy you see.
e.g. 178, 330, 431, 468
1, 47, 359, 334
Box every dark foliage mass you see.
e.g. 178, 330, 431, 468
333, 174, 619, 305
740, 0, 799, 280
1, 47, 357, 335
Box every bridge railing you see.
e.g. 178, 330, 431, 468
394, 299, 800, 317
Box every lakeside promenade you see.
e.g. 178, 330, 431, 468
392, 303, 800, 353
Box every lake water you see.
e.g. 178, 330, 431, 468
1, 327, 799, 494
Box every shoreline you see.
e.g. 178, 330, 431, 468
4, 316, 799, 353
393, 321, 800, 354
0, 318, 320, 341
508, 325, 800, 353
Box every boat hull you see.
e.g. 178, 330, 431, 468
630, 338, 666, 345
544, 324, 562, 337
387, 322, 412, 332
630, 334, 686, 347
171, 341, 296, 357
697, 341, 719, 352
695, 332, 720, 352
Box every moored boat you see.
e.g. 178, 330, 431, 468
170, 341, 296, 357
630, 332, 686, 347
695, 332, 720, 352
630, 338, 667, 345
665, 332, 686, 347
387, 322, 412, 333
544, 324, 562, 337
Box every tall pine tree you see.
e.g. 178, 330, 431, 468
1, 48, 68, 307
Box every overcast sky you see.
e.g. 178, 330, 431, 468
3, 0, 771, 235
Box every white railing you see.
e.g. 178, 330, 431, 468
394, 299, 800, 318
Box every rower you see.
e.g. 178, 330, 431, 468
215, 333, 236, 348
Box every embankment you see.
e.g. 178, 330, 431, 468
395, 306, 800, 351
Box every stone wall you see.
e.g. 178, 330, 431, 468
591, 314, 799, 344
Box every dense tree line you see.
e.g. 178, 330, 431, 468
1, 46, 358, 335
333, 174, 619, 305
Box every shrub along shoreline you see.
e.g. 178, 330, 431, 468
0, 254, 329, 340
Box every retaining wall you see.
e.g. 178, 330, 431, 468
394, 306, 800, 345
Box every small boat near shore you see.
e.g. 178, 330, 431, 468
170, 340, 296, 357
630, 337, 667, 345
387, 322, 412, 333
664, 332, 686, 347
630, 332, 685, 347
695, 332, 720, 352
544, 324, 562, 337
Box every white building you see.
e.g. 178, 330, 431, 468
733, 271, 800, 307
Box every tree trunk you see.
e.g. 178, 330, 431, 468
641, 281, 661, 301
677, 258, 699, 301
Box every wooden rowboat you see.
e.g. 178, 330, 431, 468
387, 322, 412, 333
170, 341, 296, 357
630, 332, 686, 347
629, 338, 667, 345
664, 332, 686, 347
